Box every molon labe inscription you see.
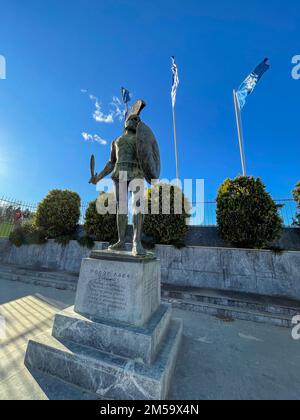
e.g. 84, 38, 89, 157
75, 257, 161, 326
88, 268, 130, 312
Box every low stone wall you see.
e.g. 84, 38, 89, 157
158, 246, 300, 301
0, 238, 104, 274
0, 238, 9, 254
123, 226, 300, 251
185, 227, 300, 251
0, 238, 300, 301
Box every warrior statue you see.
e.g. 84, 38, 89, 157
89, 100, 160, 256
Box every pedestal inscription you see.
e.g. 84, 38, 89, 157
74, 252, 161, 326
87, 269, 128, 312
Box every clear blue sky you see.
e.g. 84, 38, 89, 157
0, 0, 299, 205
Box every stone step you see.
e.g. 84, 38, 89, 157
162, 286, 300, 319
163, 297, 294, 328
0, 264, 78, 282
0, 271, 77, 291
25, 319, 183, 400
0, 366, 103, 400
0, 270, 77, 285
52, 304, 172, 364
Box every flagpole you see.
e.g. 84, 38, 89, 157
172, 105, 179, 181
233, 89, 246, 176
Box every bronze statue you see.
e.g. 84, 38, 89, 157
89, 100, 160, 256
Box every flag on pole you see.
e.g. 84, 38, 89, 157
171, 56, 180, 181
121, 87, 131, 104
236, 58, 270, 110
121, 87, 131, 119
171, 56, 179, 108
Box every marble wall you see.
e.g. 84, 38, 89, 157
1, 238, 300, 301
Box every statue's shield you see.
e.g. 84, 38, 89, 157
136, 122, 161, 184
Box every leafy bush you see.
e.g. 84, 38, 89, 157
9, 222, 47, 247
77, 235, 95, 249
35, 190, 80, 238
84, 194, 118, 243
54, 234, 76, 247
216, 176, 282, 249
293, 181, 300, 227
143, 183, 191, 246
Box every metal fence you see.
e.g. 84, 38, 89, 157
188, 198, 299, 227
0, 197, 37, 238
0, 195, 298, 237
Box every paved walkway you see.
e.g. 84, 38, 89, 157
0, 278, 300, 400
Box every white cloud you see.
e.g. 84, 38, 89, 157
82, 132, 107, 146
80, 90, 129, 148
93, 134, 108, 145
89, 95, 114, 124
82, 132, 92, 141
110, 96, 125, 122
81, 89, 127, 124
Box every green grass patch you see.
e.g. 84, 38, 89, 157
0, 223, 13, 237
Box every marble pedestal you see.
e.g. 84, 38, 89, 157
25, 251, 182, 400
75, 252, 161, 326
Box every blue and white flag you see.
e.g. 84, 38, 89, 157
236, 58, 270, 110
121, 87, 131, 119
121, 87, 131, 105
171, 56, 179, 108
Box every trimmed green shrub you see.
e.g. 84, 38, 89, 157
35, 190, 80, 238
9, 222, 47, 247
293, 181, 300, 227
77, 235, 95, 249
143, 183, 191, 246
216, 176, 282, 249
84, 194, 118, 243
54, 235, 76, 247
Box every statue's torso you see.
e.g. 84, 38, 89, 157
112, 133, 143, 181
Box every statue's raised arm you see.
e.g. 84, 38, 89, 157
89, 141, 116, 185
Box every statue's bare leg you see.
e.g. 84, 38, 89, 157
132, 189, 146, 256
132, 213, 146, 256
109, 213, 128, 251
109, 181, 128, 251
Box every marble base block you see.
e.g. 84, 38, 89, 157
25, 319, 182, 400
24, 252, 183, 400
52, 304, 172, 364
75, 252, 160, 327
